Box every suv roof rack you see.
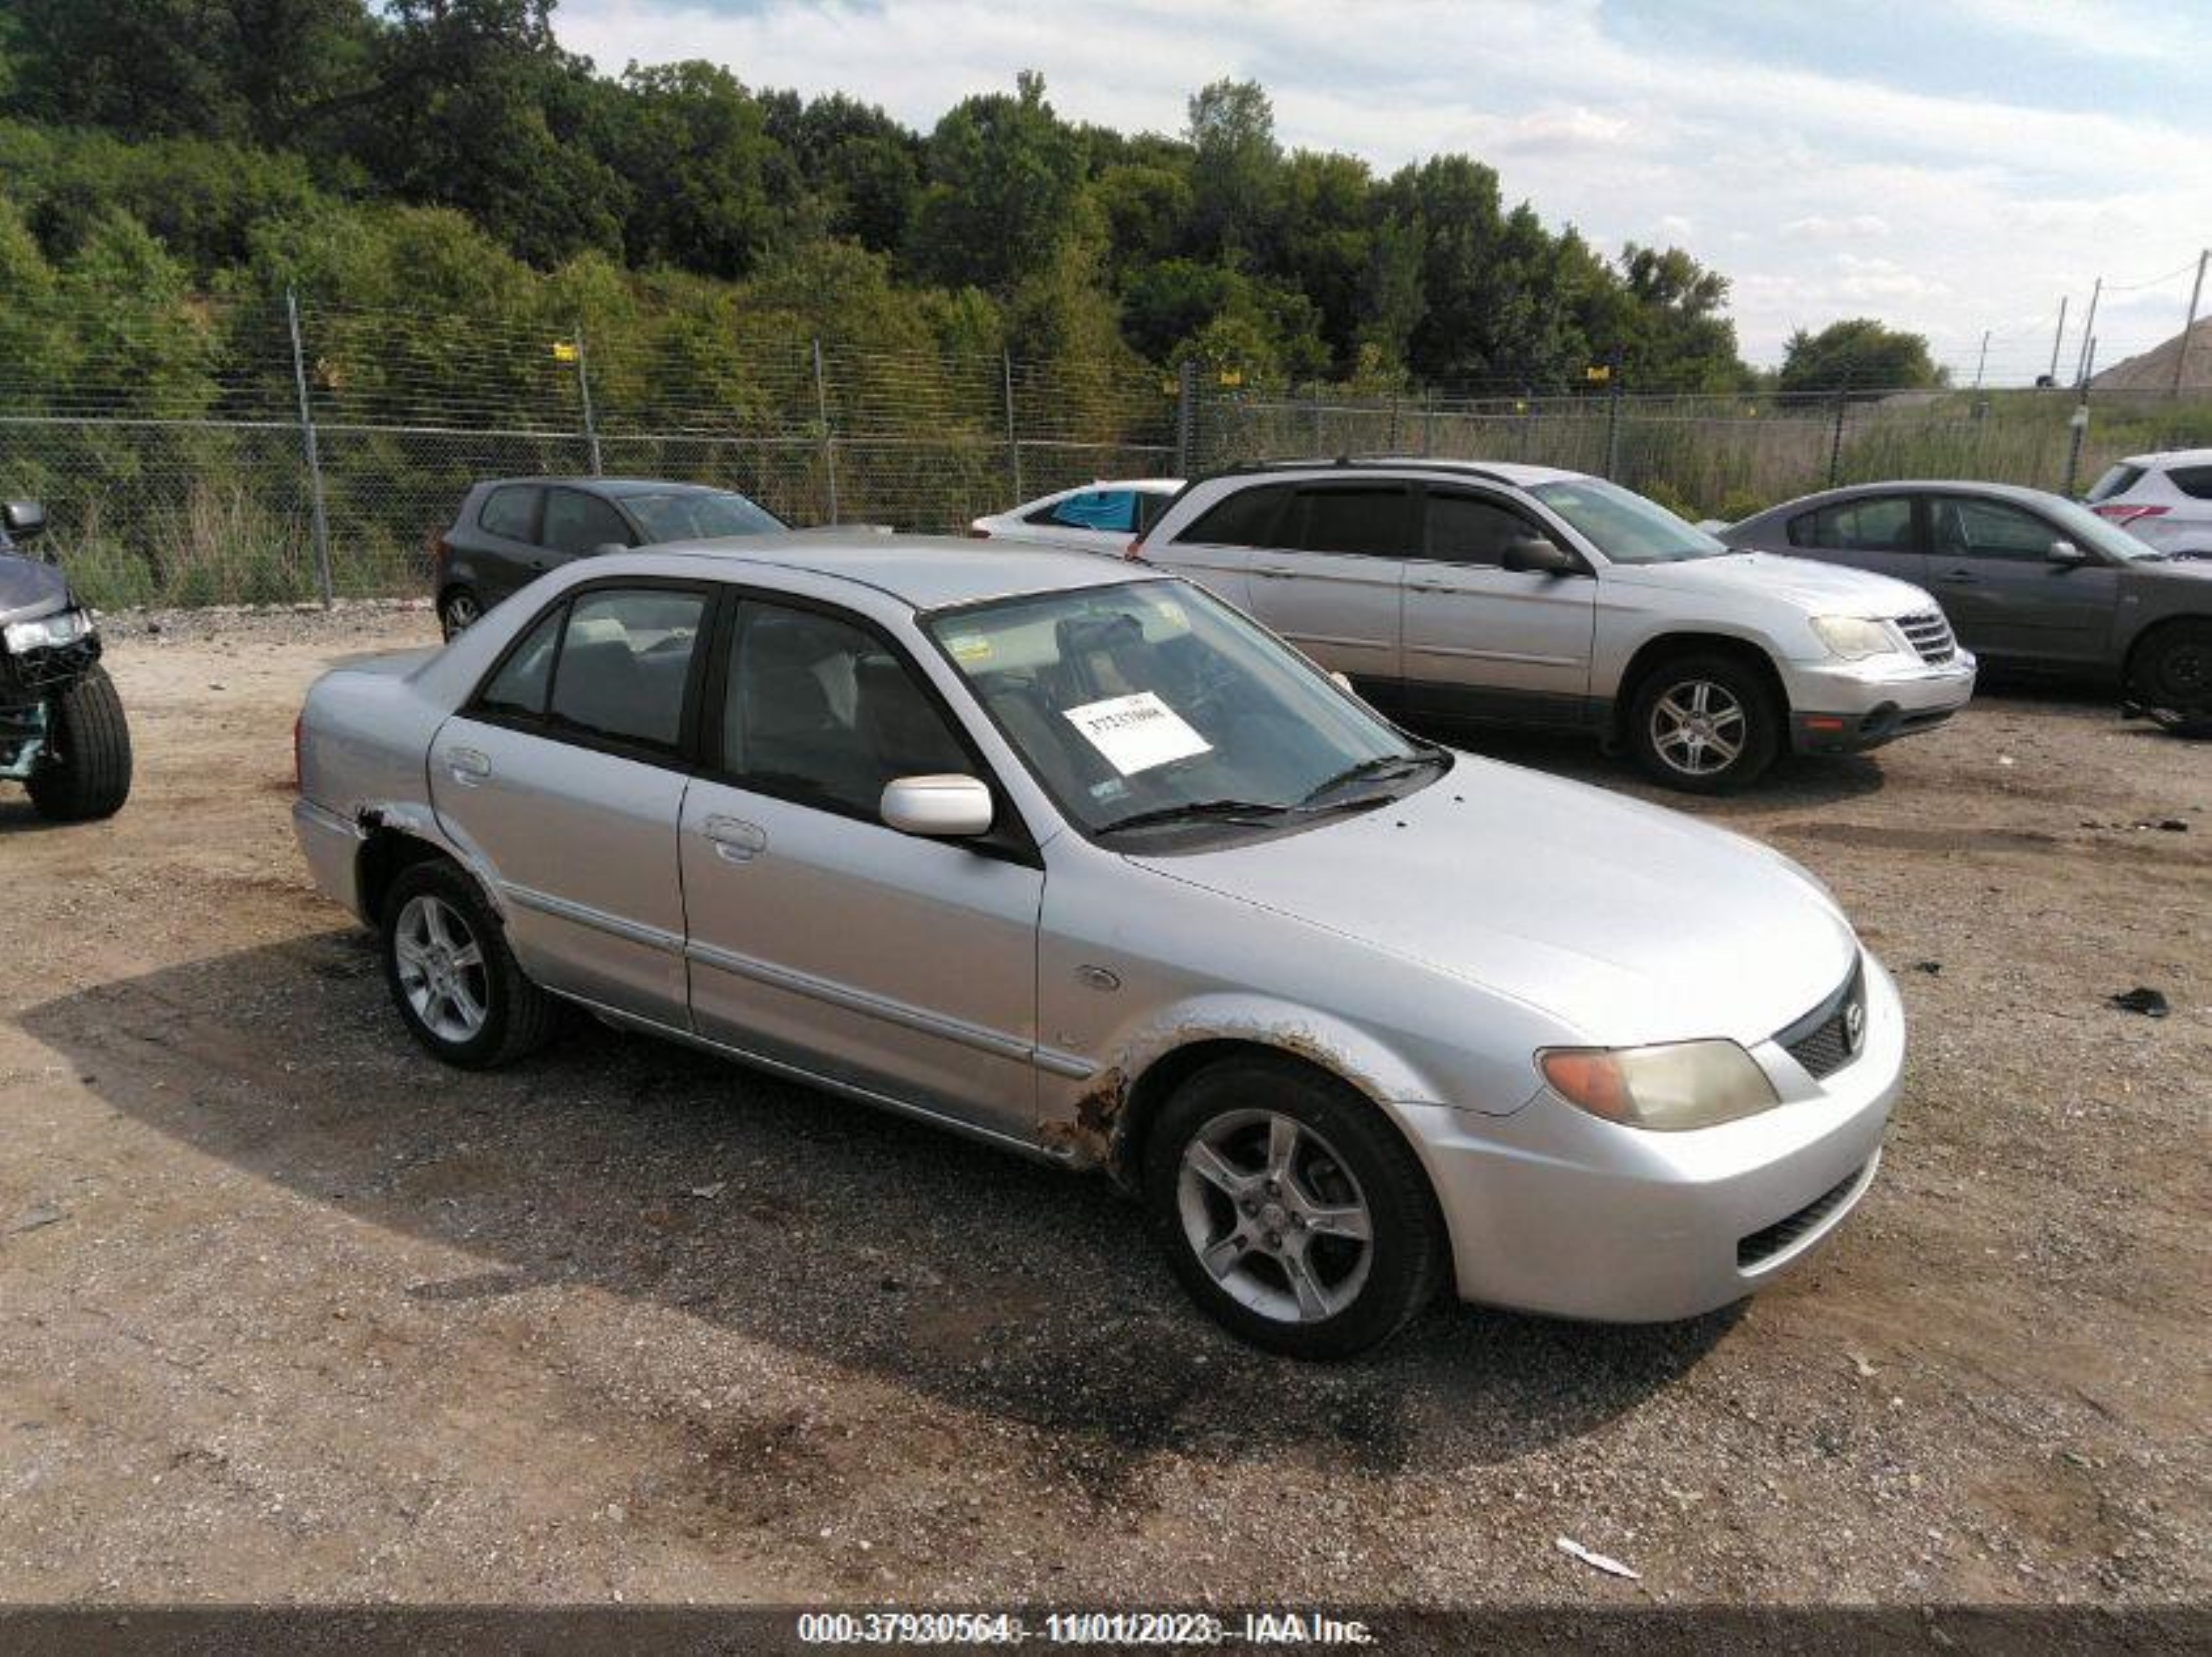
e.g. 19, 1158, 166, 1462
1197, 455, 1519, 487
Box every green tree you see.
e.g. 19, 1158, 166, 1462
612, 62, 783, 278
1185, 79, 1279, 260
909, 71, 1087, 294
1778, 317, 1942, 395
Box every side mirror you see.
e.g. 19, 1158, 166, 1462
4, 500, 46, 542
1502, 535, 1577, 575
2047, 539, 2088, 566
1330, 670, 1356, 695
880, 774, 993, 838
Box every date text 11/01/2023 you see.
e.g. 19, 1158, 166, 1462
794, 1609, 1378, 1645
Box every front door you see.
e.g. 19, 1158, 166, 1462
1924, 494, 2120, 664
1240, 481, 1412, 695
678, 596, 1044, 1141
1400, 485, 1598, 725
429, 582, 712, 1020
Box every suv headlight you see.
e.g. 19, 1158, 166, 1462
3, 609, 91, 653
1539, 1040, 1779, 1131
1809, 615, 1904, 661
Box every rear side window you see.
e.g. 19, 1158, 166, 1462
1422, 490, 1544, 565
1284, 484, 1412, 556
479, 605, 564, 718
547, 588, 707, 750
1791, 496, 1914, 552
479, 486, 541, 541
2085, 464, 2145, 503
1178, 484, 1293, 547
2167, 465, 2212, 501
543, 489, 634, 556
1031, 490, 1141, 533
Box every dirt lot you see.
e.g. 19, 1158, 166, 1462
0, 604, 2205, 1609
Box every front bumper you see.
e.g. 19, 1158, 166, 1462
1780, 650, 1976, 753
1407, 953, 1904, 1323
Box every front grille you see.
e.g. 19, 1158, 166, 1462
1, 633, 99, 694
1777, 959, 1867, 1081
1738, 1162, 1869, 1270
1897, 609, 1956, 664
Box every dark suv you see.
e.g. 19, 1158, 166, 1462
433, 478, 787, 638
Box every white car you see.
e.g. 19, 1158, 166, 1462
2087, 449, 2212, 559
970, 478, 1183, 556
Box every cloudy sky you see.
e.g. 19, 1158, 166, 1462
554, 0, 2212, 379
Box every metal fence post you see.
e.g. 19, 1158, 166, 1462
283, 287, 335, 609
1420, 389, 1435, 456
1002, 349, 1022, 502
812, 337, 839, 523
1602, 351, 1624, 480
1175, 359, 1197, 476
1827, 373, 1852, 488
1386, 394, 1400, 454
574, 324, 603, 476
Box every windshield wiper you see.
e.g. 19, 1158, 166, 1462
1096, 798, 1291, 835
1298, 748, 1446, 807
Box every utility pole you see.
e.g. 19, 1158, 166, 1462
2074, 277, 2102, 387
2174, 249, 2208, 397
1972, 330, 1990, 389
2046, 295, 2069, 385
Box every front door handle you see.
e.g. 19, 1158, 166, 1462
1936, 568, 1980, 584
443, 747, 491, 785
1255, 565, 1296, 579
702, 815, 768, 863
1406, 579, 1452, 594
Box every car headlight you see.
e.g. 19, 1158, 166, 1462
1539, 1039, 1779, 1131
1809, 615, 1905, 662
2, 609, 91, 653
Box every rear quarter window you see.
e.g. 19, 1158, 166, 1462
2166, 465, 2212, 501
479, 486, 541, 541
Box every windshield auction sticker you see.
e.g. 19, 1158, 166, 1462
1063, 692, 1211, 774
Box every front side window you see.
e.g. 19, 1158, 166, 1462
624, 489, 787, 543
1529, 477, 1728, 564
725, 601, 971, 818
479, 485, 541, 541
1792, 496, 1914, 552
546, 588, 705, 749
1929, 497, 2061, 561
2167, 465, 2212, 501
542, 490, 635, 556
928, 579, 1436, 844
1423, 490, 1548, 565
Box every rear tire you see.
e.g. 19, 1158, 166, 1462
26, 664, 132, 821
379, 859, 556, 1068
1143, 1054, 1446, 1359
438, 586, 483, 642
2128, 620, 2212, 732
1626, 652, 1779, 793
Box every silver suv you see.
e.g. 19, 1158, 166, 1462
2086, 448, 2212, 560
1135, 460, 1976, 791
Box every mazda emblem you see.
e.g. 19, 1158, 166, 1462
1844, 999, 1866, 1054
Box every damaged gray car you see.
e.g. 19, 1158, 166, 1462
0, 500, 132, 821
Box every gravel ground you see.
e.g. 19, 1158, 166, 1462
0, 603, 2205, 1609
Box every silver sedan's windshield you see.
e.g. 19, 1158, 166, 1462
1531, 477, 1731, 564
927, 580, 1438, 838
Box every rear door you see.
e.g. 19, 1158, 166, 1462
467, 483, 545, 608
428, 581, 711, 1022
1238, 481, 1412, 693
1780, 493, 1928, 588
540, 487, 638, 577
1400, 485, 1597, 724
677, 596, 1044, 1141
1924, 493, 2119, 664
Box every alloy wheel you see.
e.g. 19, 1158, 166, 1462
1176, 1108, 1374, 1325
1649, 677, 1747, 777
393, 893, 490, 1044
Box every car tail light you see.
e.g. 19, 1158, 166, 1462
2094, 503, 2168, 526
966, 526, 991, 539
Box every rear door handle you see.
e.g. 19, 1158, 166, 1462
1255, 565, 1296, 579
1406, 579, 1452, 594
702, 815, 768, 863
443, 747, 491, 785
1936, 568, 1980, 584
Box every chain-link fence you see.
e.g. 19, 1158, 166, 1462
5, 285, 2212, 609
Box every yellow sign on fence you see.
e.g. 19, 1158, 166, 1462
551, 340, 579, 363
1584, 363, 1611, 384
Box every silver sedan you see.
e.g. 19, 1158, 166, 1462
293, 535, 1901, 1357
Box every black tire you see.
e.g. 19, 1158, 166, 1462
1143, 1054, 1447, 1359
2128, 620, 2212, 729
26, 664, 132, 821
437, 586, 483, 642
378, 858, 556, 1068
1626, 652, 1780, 794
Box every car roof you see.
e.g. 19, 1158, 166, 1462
2122, 448, 2212, 469
479, 476, 747, 499
1746, 479, 2073, 519
1198, 456, 1588, 489
643, 531, 1158, 610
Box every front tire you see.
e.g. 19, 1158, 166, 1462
2128, 620, 2212, 734
379, 859, 556, 1067
1143, 1055, 1446, 1359
1626, 652, 1779, 793
26, 664, 132, 821
438, 586, 483, 642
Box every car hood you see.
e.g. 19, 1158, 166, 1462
1129, 756, 1858, 1048
0, 551, 71, 629
1608, 550, 1936, 618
